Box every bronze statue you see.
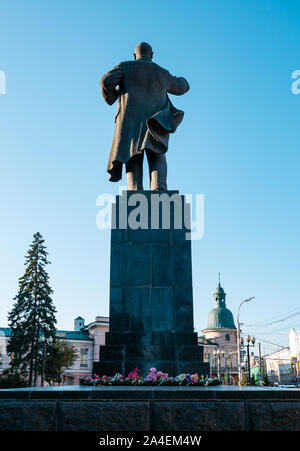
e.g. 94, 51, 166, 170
100, 42, 189, 190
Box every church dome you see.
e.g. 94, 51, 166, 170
214, 285, 225, 296
204, 278, 236, 330
206, 305, 236, 330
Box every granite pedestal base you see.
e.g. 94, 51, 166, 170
98, 333, 209, 376
1, 386, 300, 431
95, 191, 209, 377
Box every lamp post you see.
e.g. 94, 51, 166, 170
222, 350, 229, 385
39, 335, 53, 386
244, 335, 256, 384
213, 349, 223, 382
237, 297, 255, 386
227, 352, 232, 385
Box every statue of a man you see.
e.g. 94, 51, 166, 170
100, 42, 189, 191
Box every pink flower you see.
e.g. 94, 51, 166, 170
150, 367, 157, 373
190, 374, 199, 384
127, 368, 140, 381
101, 375, 110, 381
157, 371, 168, 380
146, 373, 157, 382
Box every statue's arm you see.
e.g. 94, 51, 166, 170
100, 64, 123, 105
167, 73, 190, 96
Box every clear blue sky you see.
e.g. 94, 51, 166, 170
0, 0, 299, 356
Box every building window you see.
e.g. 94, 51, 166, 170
64, 376, 74, 385
204, 353, 210, 362
225, 333, 230, 341
80, 349, 88, 367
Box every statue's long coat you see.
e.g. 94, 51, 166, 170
100, 59, 189, 182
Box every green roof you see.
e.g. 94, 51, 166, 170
0, 327, 11, 337
0, 327, 92, 341
204, 282, 236, 330
56, 330, 92, 341
206, 306, 236, 330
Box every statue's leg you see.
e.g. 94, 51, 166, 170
146, 150, 167, 191
125, 153, 144, 190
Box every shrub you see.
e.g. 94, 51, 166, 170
0, 372, 28, 389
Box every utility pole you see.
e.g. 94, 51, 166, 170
247, 341, 251, 382
258, 342, 262, 382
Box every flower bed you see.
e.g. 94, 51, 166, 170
79, 368, 221, 387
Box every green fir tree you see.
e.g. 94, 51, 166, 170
7, 232, 57, 386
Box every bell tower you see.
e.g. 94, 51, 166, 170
214, 273, 226, 308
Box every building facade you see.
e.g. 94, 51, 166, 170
0, 316, 109, 385
200, 281, 238, 384
264, 328, 300, 385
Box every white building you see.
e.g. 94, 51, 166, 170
264, 329, 300, 384
0, 316, 109, 385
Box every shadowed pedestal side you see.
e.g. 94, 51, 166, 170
95, 191, 209, 377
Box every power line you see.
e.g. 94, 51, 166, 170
253, 337, 286, 349
259, 322, 300, 334
240, 332, 286, 349
244, 309, 300, 328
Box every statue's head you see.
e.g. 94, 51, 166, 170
134, 42, 153, 61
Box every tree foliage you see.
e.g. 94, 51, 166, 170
44, 340, 77, 384
7, 232, 56, 386
0, 371, 28, 389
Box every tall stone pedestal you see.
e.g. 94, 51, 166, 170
95, 191, 209, 377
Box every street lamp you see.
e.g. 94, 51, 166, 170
237, 297, 255, 386
213, 349, 223, 382
221, 350, 229, 385
39, 335, 53, 387
240, 335, 256, 384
